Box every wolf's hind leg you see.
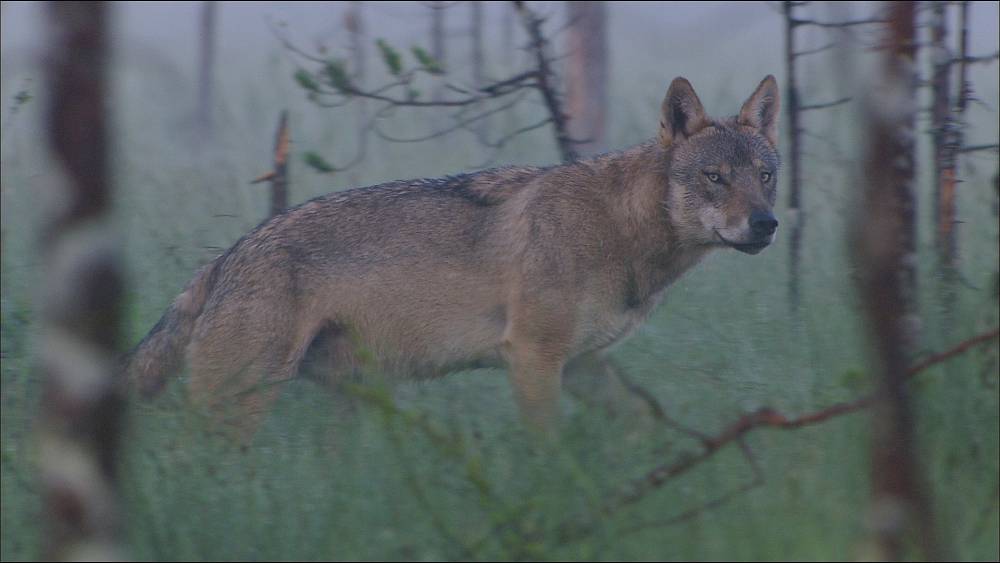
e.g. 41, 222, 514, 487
186, 312, 316, 445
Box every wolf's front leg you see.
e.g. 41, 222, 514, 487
502, 325, 571, 432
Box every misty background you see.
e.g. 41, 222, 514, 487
2, 1, 999, 561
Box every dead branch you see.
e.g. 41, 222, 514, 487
791, 17, 888, 28
555, 328, 997, 543
957, 143, 999, 154
799, 96, 852, 111
250, 111, 290, 217
792, 42, 836, 58
950, 51, 999, 65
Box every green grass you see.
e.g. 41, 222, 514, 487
3, 12, 999, 561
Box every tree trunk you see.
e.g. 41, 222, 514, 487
784, 0, 803, 310
514, 1, 578, 162
430, 1, 446, 101
502, 1, 515, 69
40, 1, 126, 559
197, 1, 217, 139
939, 1, 969, 279
931, 1, 957, 275
565, 1, 608, 157
857, 2, 939, 559
345, 1, 367, 184
470, 1, 486, 142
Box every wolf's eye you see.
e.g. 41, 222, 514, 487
705, 172, 722, 184
761, 172, 772, 183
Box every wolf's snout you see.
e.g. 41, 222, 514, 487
750, 210, 778, 237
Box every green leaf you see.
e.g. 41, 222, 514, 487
294, 69, 319, 92
376, 38, 403, 76
837, 369, 867, 392
411, 46, 444, 74
323, 59, 352, 93
302, 152, 336, 174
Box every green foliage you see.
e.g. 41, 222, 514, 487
12, 89, 31, 110
302, 151, 336, 174
411, 46, 444, 75
376, 38, 403, 77
294, 69, 320, 92
322, 59, 352, 94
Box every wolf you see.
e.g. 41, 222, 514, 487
127, 76, 780, 438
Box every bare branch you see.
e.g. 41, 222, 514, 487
792, 42, 837, 58
800, 96, 852, 111
554, 328, 998, 542
951, 51, 999, 65
957, 143, 999, 154
791, 17, 888, 28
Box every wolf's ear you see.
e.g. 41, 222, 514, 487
738, 75, 780, 147
659, 77, 710, 148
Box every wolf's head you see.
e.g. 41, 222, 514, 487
659, 76, 781, 255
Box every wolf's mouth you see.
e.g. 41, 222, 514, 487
714, 231, 771, 255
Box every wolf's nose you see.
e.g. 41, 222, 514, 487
750, 210, 778, 236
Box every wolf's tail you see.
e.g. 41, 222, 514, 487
125, 261, 218, 399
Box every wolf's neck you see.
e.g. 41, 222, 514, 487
584, 140, 711, 282
582, 140, 673, 241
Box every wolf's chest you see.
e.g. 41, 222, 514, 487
573, 286, 666, 354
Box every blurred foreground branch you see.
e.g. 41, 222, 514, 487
38, 1, 126, 560
856, 3, 938, 558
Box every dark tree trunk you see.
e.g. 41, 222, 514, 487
430, 1, 446, 101
471, 1, 486, 141
784, 0, 804, 310
514, 1, 578, 163
40, 1, 126, 559
931, 1, 957, 275
939, 1, 970, 279
565, 1, 608, 156
197, 1, 217, 139
857, 2, 939, 559
345, 1, 367, 184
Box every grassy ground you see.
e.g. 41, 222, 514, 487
2, 5, 999, 560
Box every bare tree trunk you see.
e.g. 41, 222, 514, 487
345, 1, 367, 184
502, 1, 514, 69
430, 1, 446, 101
470, 0, 486, 142
938, 1, 969, 280
784, 0, 804, 310
40, 1, 126, 559
197, 1, 217, 140
565, 1, 607, 157
931, 1, 956, 276
856, 2, 939, 559
270, 110, 290, 217
514, 1, 578, 162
